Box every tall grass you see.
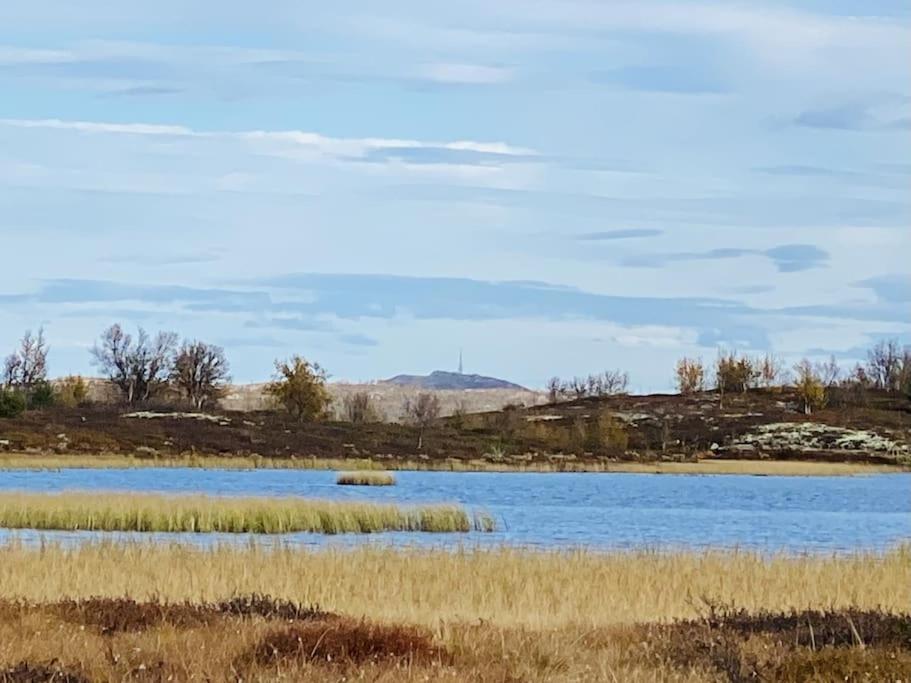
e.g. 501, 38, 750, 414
0, 542, 905, 628
0, 492, 494, 534
337, 471, 396, 486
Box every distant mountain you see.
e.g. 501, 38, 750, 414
382, 370, 527, 391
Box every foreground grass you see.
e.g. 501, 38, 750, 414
336, 470, 396, 486
0, 452, 901, 475
0, 492, 493, 534
0, 543, 906, 626
0, 544, 907, 681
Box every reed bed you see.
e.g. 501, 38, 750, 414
0, 492, 494, 534
0, 452, 899, 475
0, 542, 905, 628
336, 470, 396, 486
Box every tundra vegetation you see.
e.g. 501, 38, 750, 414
1, 326, 910, 471
0, 542, 906, 681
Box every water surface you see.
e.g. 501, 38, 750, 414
0, 468, 907, 553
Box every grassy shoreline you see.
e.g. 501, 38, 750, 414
1, 542, 906, 625
0, 452, 902, 475
0, 492, 493, 534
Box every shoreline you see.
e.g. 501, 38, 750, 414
0, 452, 903, 476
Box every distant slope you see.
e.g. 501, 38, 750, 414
382, 370, 527, 391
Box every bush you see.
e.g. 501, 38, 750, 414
0, 388, 26, 418
342, 392, 378, 423
55, 375, 89, 408
675, 357, 705, 394
27, 381, 55, 409
585, 411, 629, 454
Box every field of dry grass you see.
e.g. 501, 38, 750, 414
0, 492, 492, 534
0, 543, 907, 681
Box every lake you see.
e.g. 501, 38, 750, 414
0, 468, 907, 552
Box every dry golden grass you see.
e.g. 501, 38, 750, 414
0, 451, 899, 475
337, 470, 397, 486
0, 542, 906, 628
0, 544, 906, 681
0, 492, 493, 534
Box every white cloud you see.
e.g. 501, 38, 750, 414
0, 117, 535, 158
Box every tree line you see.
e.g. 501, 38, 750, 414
3, 324, 910, 422
672, 341, 911, 414
0, 323, 443, 443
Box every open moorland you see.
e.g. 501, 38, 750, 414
0, 543, 907, 682
1, 386, 909, 473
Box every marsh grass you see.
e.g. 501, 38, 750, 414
0, 452, 899, 475
0, 546, 906, 681
0, 492, 494, 534
336, 471, 396, 486
0, 543, 906, 628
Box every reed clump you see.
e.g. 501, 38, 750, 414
336, 471, 396, 486
0, 492, 494, 534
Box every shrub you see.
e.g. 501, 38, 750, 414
342, 392, 377, 423
0, 388, 26, 418
675, 357, 705, 394
55, 375, 89, 408
586, 411, 629, 454
27, 381, 55, 409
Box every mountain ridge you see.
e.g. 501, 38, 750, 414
381, 370, 527, 391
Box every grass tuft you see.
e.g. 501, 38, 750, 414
0, 492, 494, 534
336, 471, 396, 486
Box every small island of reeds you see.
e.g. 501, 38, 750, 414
336, 471, 396, 486
0, 492, 494, 534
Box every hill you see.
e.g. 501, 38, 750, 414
1, 387, 908, 471
382, 370, 526, 391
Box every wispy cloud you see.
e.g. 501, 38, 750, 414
623, 244, 829, 273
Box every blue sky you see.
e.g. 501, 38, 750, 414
1, 1, 908, 391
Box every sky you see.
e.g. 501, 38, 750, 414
0, 1, 909, 391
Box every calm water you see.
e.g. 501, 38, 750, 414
0, 468, 908, 553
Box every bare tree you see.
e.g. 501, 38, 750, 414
757, 353, 785, 388
598, 370, 629, 396
3, 328, 48, 390
569, 377, 588, 399
403, 392, 441, 450
866, 339, 904, 391
343, 391, 377, 423
545, 377, 563, 404
817, 355, 841, 387
91, 324, 177, 405
171, 340, 231, 410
